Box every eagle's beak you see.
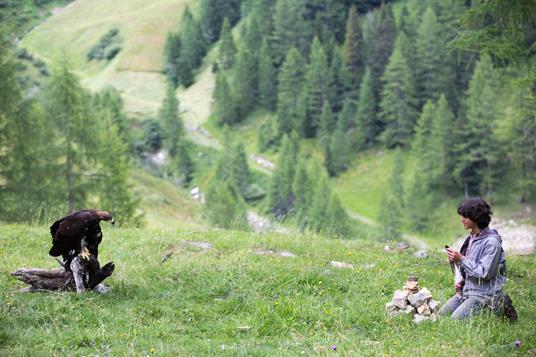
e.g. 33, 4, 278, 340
110, 217, 115, 225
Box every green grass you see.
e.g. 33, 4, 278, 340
130, 168, 203, 230
1, 225, 534, 356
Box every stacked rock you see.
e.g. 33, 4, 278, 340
385, 276, 439, 323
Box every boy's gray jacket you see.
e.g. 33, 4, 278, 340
459, 227, 506, 300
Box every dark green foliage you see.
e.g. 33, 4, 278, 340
159, 82, 184, 158
266, 133, 299, 218
258, 38, 277, 111
308, 172, 331, 234
354, 66, 377, 149
326, 121, 350, 177
328, 46, 350, 112
199, 0, 241, 43
217, 18, 237, 71
143, 118, 163, 152
179, 7, 207, 72
415, 7, 453, 107
45, 62, 98, 212
87, 28, 121, 61
164, 33, 181, 86
304, 37, 331, 137
343, 6, 365, 92
257, 118, 277, 152
500, 83, 536, 202
231, 142, 252, 198
0, 100, 63, 222
325, 194, 351, 237
317, 100, 334, 152
379, 34, 418, 148
212, 72, 238, 125
293, 159, 313, 230
95, 100, 140, 226
451, 0, 536, 70
271, 0, 311, 65
276, 48, 306, 136
364, 5, 396, 100
175, 55, 194, 87
94, 87, 133, 153
233, 46, 258, 117
175, 141, 195, 187
242, 12, 263, 53
453, 55, 501, 197
337, 97, 356, 132
378, 150, 404, 240
429, 94, 455, 187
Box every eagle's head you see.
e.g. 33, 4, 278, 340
97, 210, 115, 225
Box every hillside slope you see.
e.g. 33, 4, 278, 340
1, 226, 535, 355
21, 0, 194, 115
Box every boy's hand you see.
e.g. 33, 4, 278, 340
446, 248, 463, 262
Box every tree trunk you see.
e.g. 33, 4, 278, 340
11, 256, 114, 293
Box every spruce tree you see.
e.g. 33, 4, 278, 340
317, 100, 335, 152
329, 47, 349, 111
379, 35, 418, 148
429, 94, 454, 187
503, 84, 536, 202
304, 37, 331, 137
175, 140, 195, 187
405, 170, 433, 232
212, 72, 237, 125
276, 47, 306, 136
266, 133, 299, 217
271, 0, 311, 65
164, 33, 181, 86
326, 194, 351, 237
415, 7, 452, 107
243, 12, 263, 53
354, 66, 377, 149
343, 6, 365, 91
217, 18, 237, 71
231, 142, 252, 199
365, 5, 396, 100
309, 171, 331, 233
293, 159, 313, 230
233, 46, 258, 117
180, 6, 206, 71
258, 38, 277, 111
338, 97, 356, 132
159, 82, 184, 158
453, 55, 500, 197
326, 121, 350, 177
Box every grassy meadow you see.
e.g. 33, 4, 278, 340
20, 0, 197, 115
1, 225, 535, 356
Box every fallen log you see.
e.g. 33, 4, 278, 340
11, 256, 114, 293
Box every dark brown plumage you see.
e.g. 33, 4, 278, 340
49, 209, 114, 270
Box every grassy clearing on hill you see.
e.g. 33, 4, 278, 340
1, 225, 534, 356
20, 0, 195, 116
130, 169, 203, 230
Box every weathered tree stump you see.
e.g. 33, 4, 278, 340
11, 256, 114, 293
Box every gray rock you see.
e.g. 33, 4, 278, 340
413, 314, 430, 324
417, 303, 431, 316
428, 299, 438, 312
414, 250, 428, 258
392, 290, 409, 309
408, 288, 432, 307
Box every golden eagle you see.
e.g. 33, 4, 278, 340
49, 209, 115, 270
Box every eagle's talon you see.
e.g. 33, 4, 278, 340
79, 247, 91, 261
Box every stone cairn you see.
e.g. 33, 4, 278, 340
385, 276, 439, 323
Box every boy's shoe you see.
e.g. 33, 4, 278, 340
503, 293, 518, 322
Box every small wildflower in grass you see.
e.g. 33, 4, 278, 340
347, 252, 352, 256
514, 339, 521, 348
330, 345, 337, 351
150, 348, 155, 353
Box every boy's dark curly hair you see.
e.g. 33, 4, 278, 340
457, 197, 492, 229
